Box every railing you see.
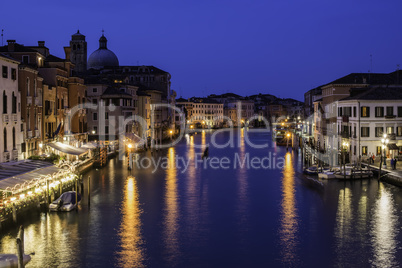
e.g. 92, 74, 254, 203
27, 130, 33, 139
340, 131, 350, 139
35, 130, 40, 137
3, 151, 10, 162
385, 115, 396, 119
35, 97, 42, 106
3, 114, 9, 123
12, 114, 17, 122
12, 149, 18, 161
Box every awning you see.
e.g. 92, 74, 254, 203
0, 160, 63, 191
387, 143, 399, 150
47, 142, 88, 156
80, 142, 98, 149
125, 133, 146, 146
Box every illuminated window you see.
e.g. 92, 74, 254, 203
362, 146, 368, 156
361, 107, 370, 117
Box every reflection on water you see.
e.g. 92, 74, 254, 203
279, 152, 299, 266
163, 147, 180, 265
370, 183, 399, 268
334, 187, 354, 266
117, 176, 145, 267
237, 128, 249, 230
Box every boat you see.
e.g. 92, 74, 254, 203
0, 254, 31, 268
318, 170, 336, 180
334, 169, 373, 179
49, 191, 81, 212
303, 165, 330, 175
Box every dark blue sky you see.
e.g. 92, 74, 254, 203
2, 0, 402, 101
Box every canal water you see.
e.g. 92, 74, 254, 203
1, 130, 402, 267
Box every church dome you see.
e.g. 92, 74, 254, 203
87, 34, 119, 70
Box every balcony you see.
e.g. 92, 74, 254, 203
27, 96, 32, 106
3, 114, 9, 124
27, 130, 33, 139
340, 131, 350, 139
35, 129, 40, 137
3, 151, 10, 162
12, 149, 18, 161
385, 115, 396, 119
12, 114, 17, 122
35, 97, 43, 106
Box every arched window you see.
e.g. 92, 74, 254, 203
12, 127, 15, 149
73, 44, 76, 50
12, 92, 16, 114
3, 91, 7, 114
77, 44, 81, 50
3, 128, 7, 152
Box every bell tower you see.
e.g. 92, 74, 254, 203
70, 30, 87, 73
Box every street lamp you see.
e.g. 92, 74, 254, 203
286, 133, 290, 151
170, 130, 173, 140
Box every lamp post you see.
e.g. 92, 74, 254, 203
170, 130, 173, 141
286, 133, 290, 151
378, 134, 389, 180
342, 141, 349, 179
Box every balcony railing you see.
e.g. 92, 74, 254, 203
12, 114, 17, 122
12, 149, 18, 161
3, 151, 10, 162
35, 97, 43, 106
27, 130, 33, 139
385, 115, 396, 119
35, 129, 40, 137
340, 131, 350, 139
3, 114, 9, 123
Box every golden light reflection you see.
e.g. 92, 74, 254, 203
117, 176, 145, 267
164, 147, 180, 265
334, 187, 353, 265
279, 152, 299, 265
370, 183, 399, 268
237, 127, 248, 225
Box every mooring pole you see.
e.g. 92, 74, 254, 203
88, 176, 91, 207
17, 225, 24, 268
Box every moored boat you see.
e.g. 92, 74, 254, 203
49, 191, 81, 212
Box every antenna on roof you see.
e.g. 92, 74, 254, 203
1, 29, 3, 46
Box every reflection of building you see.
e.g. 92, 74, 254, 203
0, 54, 23, 162
336, 87, 402, 161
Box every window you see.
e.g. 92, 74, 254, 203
398, 107, 402, 117
397, 126, 402, 137
22, 55, 29, 64
12, 127, 15, 149
361, 107, 370, 117
361, 127, 370, 137
93, 88, 98, 93
375, 127, 383, 137
105, 126, 109, 134
386, 126, 394, 134
93, 126, 97, 134
3, 91, 7, 114
343, 107, 351, 116
386, 107, 394, 116
353, 107, 356, 117
2, 66, 8, 78
26, 78, 30, 96
92, 99, 98, 105
362, 146, 368, 156
93, 112, 98, 121
377, 146, 382, 156
12, 92, 16, 114
105, 112, 109, 120
11, 68, 16, 80
375, 107, 384, 117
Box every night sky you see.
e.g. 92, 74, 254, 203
2, 0, 402, 101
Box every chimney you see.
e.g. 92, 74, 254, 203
38, 41, 45, 47
64, 46, 71, 61
7, 40, 15, 52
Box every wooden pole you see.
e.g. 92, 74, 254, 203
12, 203, 17, 224
75, 178, 78, 212
80, 175, 84, 196
88, 176, 91, 207
17, 225, 24, 268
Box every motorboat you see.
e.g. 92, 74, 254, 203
0, 254, 31, 268
333, 169, 373, 179
318, 170, 336, 180
49, 191, 81, 212
303, 166, 330, 175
